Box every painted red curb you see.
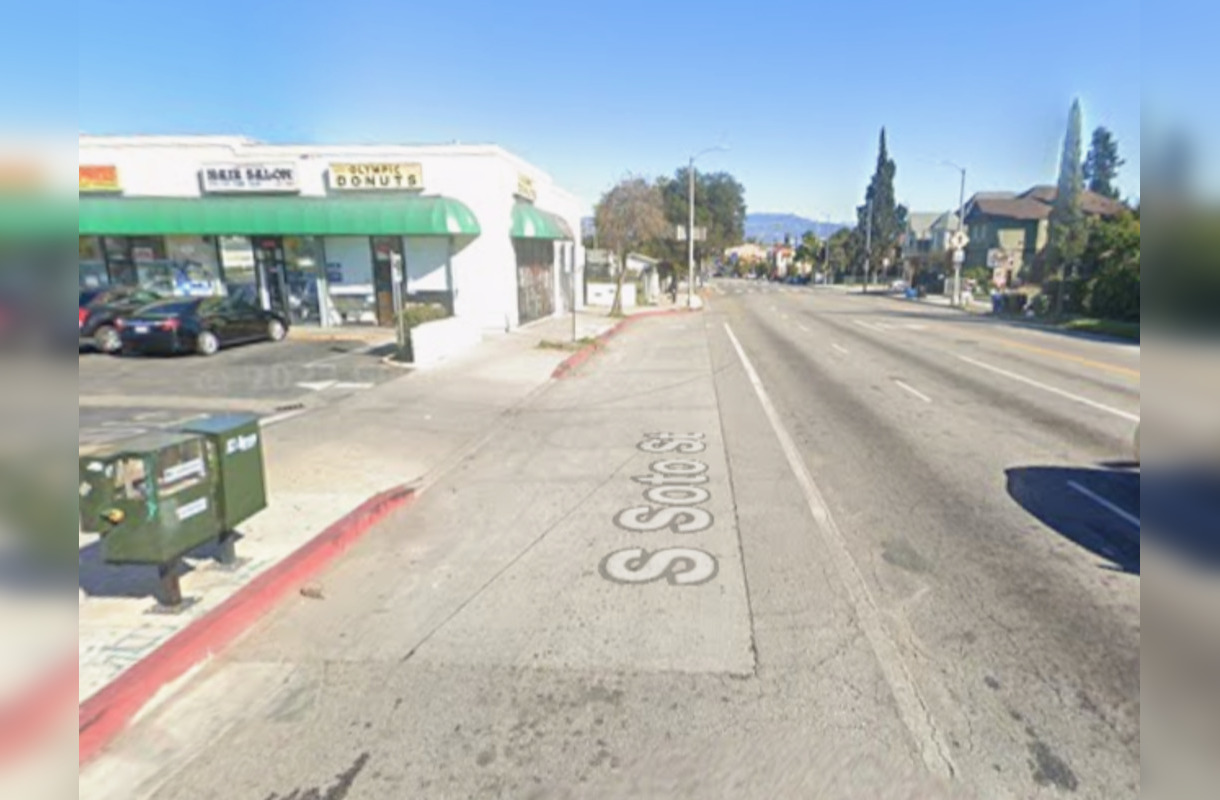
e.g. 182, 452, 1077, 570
552, 308, 696, 379
0, 655, 78, 765
78, 484, 416, 765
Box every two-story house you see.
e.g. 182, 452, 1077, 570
902, 211, 961, 278
962, 185, 1125, 284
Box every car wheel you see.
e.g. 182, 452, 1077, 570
94, 325, 121, 354
267, 319, 287, 342
196, 330, 220, 357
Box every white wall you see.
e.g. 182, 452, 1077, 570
404, 237, 450, 293
79, 137, 586, 330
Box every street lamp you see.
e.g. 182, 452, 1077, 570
939, 160, 968, 307
688, 145, 728, 309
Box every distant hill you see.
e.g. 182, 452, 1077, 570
746, 213, 847, 244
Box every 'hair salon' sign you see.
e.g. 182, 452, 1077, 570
201, 162, 299, 194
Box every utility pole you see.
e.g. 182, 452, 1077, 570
686, 145, 728, 309
939, 160, 968, 307
819, 214, 832, 283
863, 197, 873, 293
954, 165, 967, 307
687, 157, 696, 311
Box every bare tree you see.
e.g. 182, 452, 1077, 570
594, 176, 669, 316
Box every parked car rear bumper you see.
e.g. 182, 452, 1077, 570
119, 330, 194, 355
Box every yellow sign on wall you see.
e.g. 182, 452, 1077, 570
79, 165, 121, 193
329, 162, 423, 191
515, 174, 537, 202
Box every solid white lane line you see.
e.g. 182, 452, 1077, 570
894, 380, 933, 404
832, 344, 849, 355
956, 355, 1140, 423
853, 319, 887, 333
1068, 481, 1141, 529
260, 408, 308, 427
723, 322, 957, 780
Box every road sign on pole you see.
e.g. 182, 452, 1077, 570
675, 225, 708, 242
949, 230, 970, 251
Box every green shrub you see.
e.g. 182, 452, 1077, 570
1041, 278, 1087, 316
1029, 292, 1052, 317
1085, 266, 1140, 322
400, 302, 449, 330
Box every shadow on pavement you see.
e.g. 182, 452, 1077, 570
78, 534, 239, 600
1006, 465, 1141, 575
1007, 463, 1220, 575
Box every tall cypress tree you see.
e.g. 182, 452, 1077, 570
1083, 126, 1124, 200
855, 128, 908, 283
1047, 100, 1088, 305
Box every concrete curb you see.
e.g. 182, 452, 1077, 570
77, 484, 416, 765
551, 309, 696, 380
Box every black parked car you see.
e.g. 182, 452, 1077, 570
117, 296, 289, 357
79, 288, 164, 353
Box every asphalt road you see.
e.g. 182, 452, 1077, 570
81, 285, 1147, 800
78, 335, 404, 446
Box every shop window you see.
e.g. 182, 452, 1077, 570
79, 237, 109, 289
164, 236, 224, 297
103, 237, 137, 286
219, 236, 258, 297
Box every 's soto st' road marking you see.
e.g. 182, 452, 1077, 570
600, 433, 719, 586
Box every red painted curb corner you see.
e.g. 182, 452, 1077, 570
552, 308, 697, 379
78, 484, 416, 765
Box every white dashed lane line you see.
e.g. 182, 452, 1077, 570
893, 379, 933, 404
956, 355, 1140, 423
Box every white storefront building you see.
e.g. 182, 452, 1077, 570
78, 136, 585, 331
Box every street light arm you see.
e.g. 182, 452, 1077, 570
691, 145, 730, 164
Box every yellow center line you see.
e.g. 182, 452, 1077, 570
991, 339, 1140, 379
912, 320, 1140, 379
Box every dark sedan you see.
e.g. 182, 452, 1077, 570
118, 296, 289, 356
79, 288, 164, 353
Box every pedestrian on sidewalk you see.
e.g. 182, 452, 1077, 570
668, 272, 679, 305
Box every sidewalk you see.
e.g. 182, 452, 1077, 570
75, 307, 652, 719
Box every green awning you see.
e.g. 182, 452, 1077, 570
77, 196, 481, 237
511, 202, 573, 240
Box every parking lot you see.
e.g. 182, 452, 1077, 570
78, 334, 405, 447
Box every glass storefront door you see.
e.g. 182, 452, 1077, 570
283, 236, 324, 325
371, 237, 404, 327
253, 237, 290, 318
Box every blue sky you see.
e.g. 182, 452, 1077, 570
39, 1, 1161, 217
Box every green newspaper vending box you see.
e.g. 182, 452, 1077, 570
78, 414, 267, 607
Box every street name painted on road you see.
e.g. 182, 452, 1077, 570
599, 433, 719, 587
